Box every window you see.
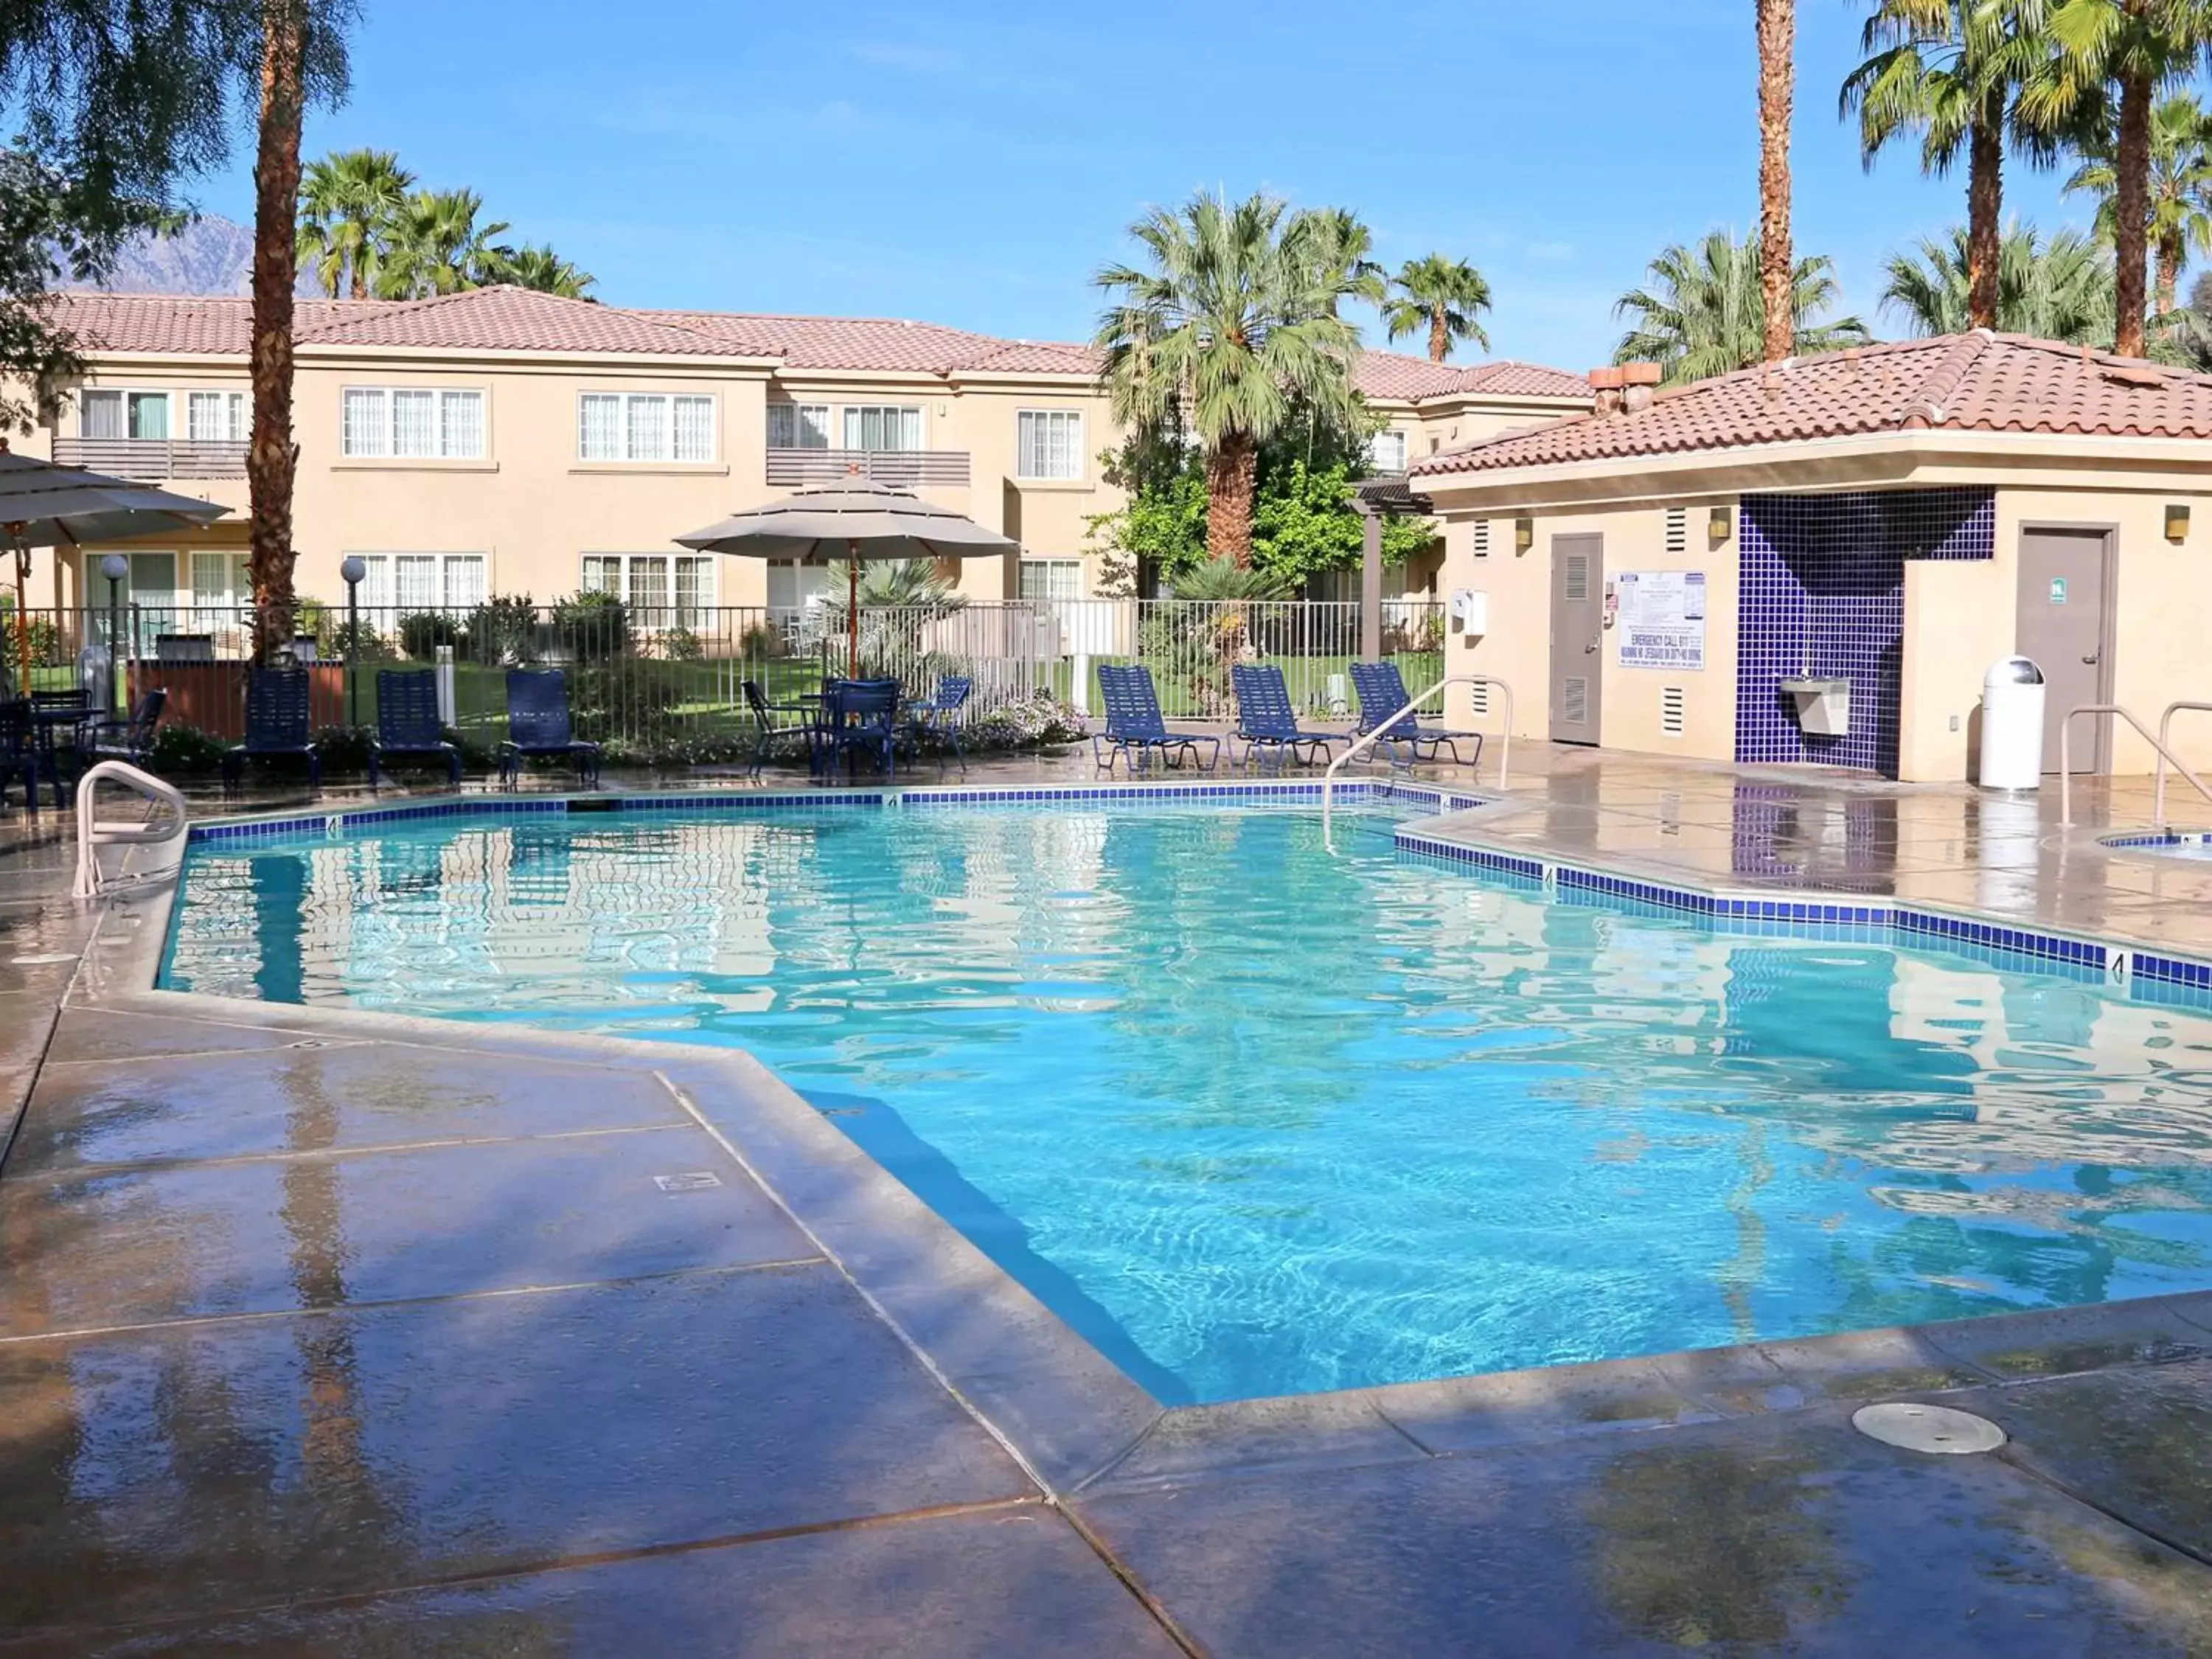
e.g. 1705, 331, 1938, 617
341, 387, 487, 458
577, 392, 714, 462
1368, 430, 1408, 473
768, 560, 834, 612
580, 553, 717, 628
347, 553, 488, 614
767, 403, 830, 449
189, 550, 250, 610
1018, 558, 1082, 601
187, 392, 247, 442
1016, 411, 1084, 481
79, 389, 173, 440
842, 405, 922, 451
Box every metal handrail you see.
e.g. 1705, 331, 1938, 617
2154, 701, 2212, 825
2059, 704, 2212, 827
72, 759, 187, 898
1321, 674, 1514, 852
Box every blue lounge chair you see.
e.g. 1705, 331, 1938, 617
1093, 664, 1220, 774
1231, 664, 1337, 773
222, 669, 321, 791
84, 688, 166, 766
905, 675, 972, 775
814, 678, 900, 781
0, 700, 61, 812
1349, 660, 1483, 769
498, 669, 601, 788
370, 669, 462, 787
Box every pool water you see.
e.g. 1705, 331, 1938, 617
164, 801, 2212, 1405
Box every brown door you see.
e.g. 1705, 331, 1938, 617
1550, 534, 1604, 743
2016, 527, 2111, 773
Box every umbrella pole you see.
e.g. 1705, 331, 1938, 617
11, 546, 27, 695
846, 541, 860, 679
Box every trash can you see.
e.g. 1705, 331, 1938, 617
1979, 656, 2045, 790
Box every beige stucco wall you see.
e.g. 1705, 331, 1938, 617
1440, 498, 1741, 759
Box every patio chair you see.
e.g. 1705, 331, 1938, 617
221, 668, 321, 792
369, 669, 462, 787
815, 678, 900, 782
742, 678, 815, 779
0, 700, 63, 813
1231, 664, 1337, 773
498, 668, 601, 788
83, 688, 166, 767
1349, 660, 1484, 771
1093, 664, 1220, 775
904, 675, 972, 775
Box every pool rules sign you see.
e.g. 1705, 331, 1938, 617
1617, 571, 1707, 670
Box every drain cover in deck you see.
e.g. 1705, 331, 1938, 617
653, 1171, 723, 1193
1851, 1402, 2006, 1454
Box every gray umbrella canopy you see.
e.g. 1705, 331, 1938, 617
0, 449, 230, 548
674, 481, 1017, 563
675, 481, 1018, 676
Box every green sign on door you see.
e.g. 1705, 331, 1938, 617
2050, 577, 2068, 605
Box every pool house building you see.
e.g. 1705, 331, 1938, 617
1413, 333, 2212, 782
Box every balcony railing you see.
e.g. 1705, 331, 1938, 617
765, 447, 970, 488
53, 437, 248, 480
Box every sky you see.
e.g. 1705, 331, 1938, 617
181, 0, 2101, 371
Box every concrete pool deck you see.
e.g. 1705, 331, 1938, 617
7, 745, 2212, 1652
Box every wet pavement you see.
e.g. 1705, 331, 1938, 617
5, 748, 2212, 1652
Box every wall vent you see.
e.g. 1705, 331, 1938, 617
1664, 507, 1688, 554
1470, 681, 1489, 716
1661, 686, 1686, 736
1472, 520, 1490, 558
1563, 676, 1590, 726
1564, 554, 1591, 602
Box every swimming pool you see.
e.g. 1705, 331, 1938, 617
163, 796, 2212, 1405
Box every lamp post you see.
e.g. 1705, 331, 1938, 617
100, 554, 127, 714
340, 555, 366, 728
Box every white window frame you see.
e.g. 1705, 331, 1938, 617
345, 552, 489, 616
1368, 429, 1408, 473
186, 390, 248, 443
841, 404, 925, 451
767, 402, 831, 450
340, 386, 488, 459
77, 387, 176, 441
1018, 557, 1083, 601
1015, 409, 1085, 481
576, 392, 717, 463
578, 552, 719, 630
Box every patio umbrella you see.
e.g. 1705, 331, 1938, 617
675, 480, 1018, 678
0, 446, 231, 689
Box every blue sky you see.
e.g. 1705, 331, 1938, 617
189, 0, 2096, 369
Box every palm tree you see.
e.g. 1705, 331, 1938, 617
855, 558, 967, 608
1842, 0, 2056, 330
2065, 89, 2212, 316
1381, 255, 1495, 361
295, 148, 413, 299
1613, 231, 1871, 383
248, 0, 310, 661
1756, 0, 1798, 361
375, 188, 512, 299
489, 243, 597, 299
1093, 190, 1365, 567
2024, 0, 2212, 355
1293, 206, 1388, 314
1881, 220, 2115, 338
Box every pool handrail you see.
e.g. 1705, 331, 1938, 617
2059, 703, 2212, 828
2154, 701, 2212, 827
72, 759, 187, 898
1321, 674, 1513, 852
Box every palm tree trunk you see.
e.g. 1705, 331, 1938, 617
1966, 91, 2005, 331
2157, 233, 2182, 321
1206, 432, 1258, 568
2115, 64, 2152, 357
248, 0, 307, 661
1755, 0, 1795, 364
1428, 305, 1449, 363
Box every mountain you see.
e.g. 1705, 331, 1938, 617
63, 214, 319, 297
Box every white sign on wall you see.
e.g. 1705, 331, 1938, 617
1616, 571, 1707, 670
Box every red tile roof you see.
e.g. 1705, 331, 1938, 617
46, 288, 1591, 406
1411, 332, 2212, 479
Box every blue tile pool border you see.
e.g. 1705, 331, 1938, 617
174, 781, 2212, 1007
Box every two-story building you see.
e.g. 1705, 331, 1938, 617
19, 285, 1589, 628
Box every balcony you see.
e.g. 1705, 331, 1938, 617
765, 448, 970, 489
54, 437, 248, 480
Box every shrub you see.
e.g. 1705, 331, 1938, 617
397, 611, 464, 658
551, 590, 632, 664
738, 620, 785, 661
310, 724, 375, 773
147, 720, 226, 776
465, 594, 539, 665
657, 623, 705, 663
318, 615, 394, 663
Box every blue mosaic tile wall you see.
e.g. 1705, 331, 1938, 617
1736, 489, 1994, 774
